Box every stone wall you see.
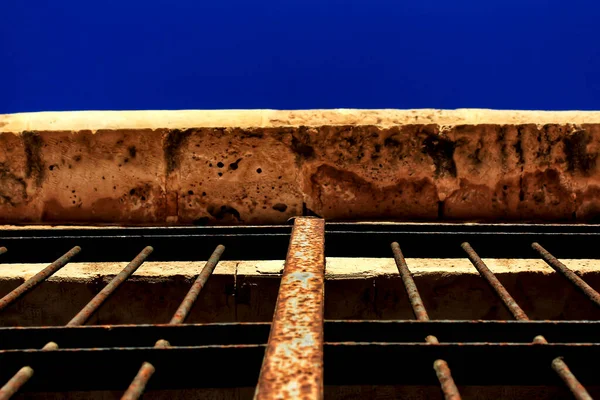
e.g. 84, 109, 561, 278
2, 109, 600, 225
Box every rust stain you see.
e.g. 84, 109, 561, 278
255, 218, 325, 400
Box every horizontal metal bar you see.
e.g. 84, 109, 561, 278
1, 224, 600, 261
2, 223, 600, 239
0, 343, 597, 392
0, 321, 599, 351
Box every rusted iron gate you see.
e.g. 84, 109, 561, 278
0, 219, 598, 399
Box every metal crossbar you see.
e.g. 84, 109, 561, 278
0, 219, 598, 399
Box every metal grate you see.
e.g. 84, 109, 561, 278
0, 218, 598, 399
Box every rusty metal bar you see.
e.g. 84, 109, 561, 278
552, 357, 593, 399
461, 242, 528, 321
121, 245, 225, 400
0, 247, 153, 400
532, 242, 600, 308
254, 217, 325, 400
391, 242, 461, 400
68, 246, 154, 326
0, 247, 6, 256
0, 367, 33, 399
391, 242, 430, 321
169, 245, 226, 324
462, 242, 592, 400
0, 246, 81, 312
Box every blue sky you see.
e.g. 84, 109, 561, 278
1, 0, 599, 113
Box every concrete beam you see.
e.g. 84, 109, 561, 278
2, 109, 600, 224
1, 257, 600, 326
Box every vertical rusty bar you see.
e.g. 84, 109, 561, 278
0, 247, 6, 256
121, 245, 225, 400
462, 242, 592, 400
0, 247, 153, 400
254, 217, 325, 400
532, 242, 600, 308
0, 246, 81, 312
391, 242, 461, 400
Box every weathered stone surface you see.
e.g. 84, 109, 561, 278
1, 257, 600, 324
2, 109, 600, 224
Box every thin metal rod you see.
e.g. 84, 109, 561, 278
0, 247, 153, 400
461, 242, 528, 321
68, 246, 154, 326
0, 246, 81, 312
255, 217, 325, 400
552, 357, 593, 400
121, 245, 225, 400
0, 367, 33, 399
170, 245, 226, 324
533, 242, 600, 308
391, 242, 429, 321
462, 242, 592, 400
391, 242, 461, 400
0, 247, 6, 256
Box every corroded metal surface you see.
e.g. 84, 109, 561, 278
462, 242, 529, 320
391, 242, 461, 400
121, 245, 225, 400
433, 360, 462, 400
121, 361, 156, 400
0, 246, 81, 312
67, 246, 153, 326
0, 367, 33, 400
255, 217, 325, 400
391, 242, 430, 321
0, 247, 6, 256
552, 357, 593, 400
464, 242, 593, 400
0, 247, 153, 399
533, 242, 600, 308
170, 245, 225, 324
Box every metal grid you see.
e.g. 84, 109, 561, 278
0, 218, 598, 399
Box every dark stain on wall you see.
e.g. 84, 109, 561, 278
563, 130, 597, 176
164, 128, 194, 174
422, 134, 457, 177
22, 131, 45, 187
